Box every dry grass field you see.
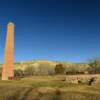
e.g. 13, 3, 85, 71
0, 60, 100, 100
0, 75, 100, 100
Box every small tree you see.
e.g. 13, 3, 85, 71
0, 67, 2, 77
38, 62, 54, 75
14, 69, 24, 77
55, 63, 65, 75
24, 66, 35, 76
88, 58, 100, 74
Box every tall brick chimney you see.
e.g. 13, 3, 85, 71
2, 22, 14, 80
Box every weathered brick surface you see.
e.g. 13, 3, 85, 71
2, 22, 14, 80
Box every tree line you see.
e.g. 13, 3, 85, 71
0, 58, 100, 78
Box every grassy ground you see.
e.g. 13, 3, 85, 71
0, 75, 100, 100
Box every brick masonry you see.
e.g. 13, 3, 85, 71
2, 22, 14, 80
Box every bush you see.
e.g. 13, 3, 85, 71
37, 63, 55, 75
55, 63, 65, 75
0, 67, 2, 77
24, 66, 35, 76
88, 59, 100, 74
14, 69, 24, 77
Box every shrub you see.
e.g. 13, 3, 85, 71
55, 63, 65, 75
88, 59, 100, 74
0, 67, 2, 77
24, 66, 35, 76
14, 69, 24, 77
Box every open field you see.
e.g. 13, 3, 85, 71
0, 60, 100, 100
0, 75, 100, 100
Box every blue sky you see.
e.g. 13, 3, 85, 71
0, 0, 100, 63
